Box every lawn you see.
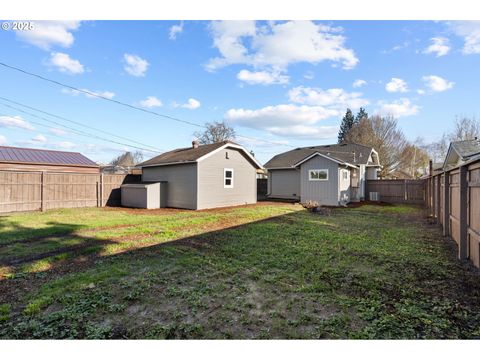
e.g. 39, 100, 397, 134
0, 202, 479, 339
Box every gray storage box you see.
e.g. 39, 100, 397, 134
121, 182, 167, 209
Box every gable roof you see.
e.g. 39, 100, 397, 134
264, 143, 380, 169
443, 139, 480, 169
0, 146, 98, 167
139, 141, 262, 169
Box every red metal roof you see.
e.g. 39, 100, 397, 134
0, 146, 98, 167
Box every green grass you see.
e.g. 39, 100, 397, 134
0, 203, 479, 339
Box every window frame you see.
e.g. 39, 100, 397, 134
308, 169, 329, 181
224, 168, 234, 188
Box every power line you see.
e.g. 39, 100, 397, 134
0, 96, 163, 152
0, 102, 162, 154
0, 61, 296, 149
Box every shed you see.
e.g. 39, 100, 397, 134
121, 182, 167, 209
0, 146, 99, 173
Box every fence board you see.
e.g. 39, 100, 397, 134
366, 179, 425, 204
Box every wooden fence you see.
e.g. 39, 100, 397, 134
0, 170, 140, 214
426, 158, 480, 268
365, 179, 426, 204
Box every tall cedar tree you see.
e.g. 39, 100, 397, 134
338, 109, 355, 143
355, 107, 368, 123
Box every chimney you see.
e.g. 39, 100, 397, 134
192, 140, 199, 149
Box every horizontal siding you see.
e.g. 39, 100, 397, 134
142, 164, 197, 209
300, 156, 339, 206
268, 169, 300, 199
197, 147, 257, 209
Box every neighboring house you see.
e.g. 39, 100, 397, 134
100, 164, 142, 175
139, 141, 262, 210
0, 146, 99, 173
443, 138, 480, 170
264, 143, 381, 206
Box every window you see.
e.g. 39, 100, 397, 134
224, 168, 234, 188
309, 169, 328, 181
342, 170, 348, 180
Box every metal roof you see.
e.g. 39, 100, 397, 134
0, 146, 98, 167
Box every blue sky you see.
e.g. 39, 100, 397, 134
0, 20, 479, 164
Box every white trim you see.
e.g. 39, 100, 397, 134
197, 143, 263, 169
293, 152, 358, 169
224, 168, 234, 188
308, 169, 329, 181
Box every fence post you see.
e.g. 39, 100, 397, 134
435, 175, 441, 222
40, 171, 45, 212
443, 171, 450, 237
100, 173, 104, 207
459, 166, 468, 260
404, 179, 407, 201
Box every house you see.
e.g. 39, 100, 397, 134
100, 164, 142, 175
0, 146, 99, 173
264, 143, 381, 206
442, 138, 480, 170
138, 140, 262, 210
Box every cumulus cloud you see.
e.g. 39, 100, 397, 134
48, 52, 85, 74
237, 69, 289, 85
139, 96, 163, 108
422, 75, 455, 92
123, 54, 149, 77
15, 21, 81, 50
0, 135, 7, 145
32, 134, 47, 143
206, 20, 358, 73
49, 128, 68, 136
352, 79, 367, 88
169, 22, 184, 40
376, 98, 419, 118
56, 141, 76, 149
0, 115, 34, 130
178, 98, 201, 110
225, 104, 339, 139
447, 21, 480, 54
424, 37, 450, 57
385, 78, 408, 93
61, 88, 115, 99
288, 86, 369, 110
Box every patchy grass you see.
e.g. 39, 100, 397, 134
0, 203, 479, 339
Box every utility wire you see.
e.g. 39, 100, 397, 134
0, 95, 162, 152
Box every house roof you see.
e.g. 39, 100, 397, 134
0, 146, 98, 167
264, 143, 379, 169
139, 141, 262, 168
451, 139, 480, 160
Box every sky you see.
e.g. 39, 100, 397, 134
0, 20, 479, 164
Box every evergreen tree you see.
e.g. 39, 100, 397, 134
355, 107, 368, 124
338, 108, 355, 143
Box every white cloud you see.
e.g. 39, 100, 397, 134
424, 37, 450, 57
179, 98, 201, 110
49, 127, 67, 136
422, 75, 454, 92
139, 96, 163, 108
352, 79, 367, 88
237, 69, 289, 85
123, 54, 149, 77
225, 104, 338, 139
32, 134, 47, 143
61, 88, 115, 99
48, 52, 85, 74
206, 20, 358, 72
417, 89, 426, 95
237, 137, 290, 148
303, 71, 315, 80
0, 135, 7, 145
0, 115, 34, 130
288, 86, 369, 110
169, 22, 184, 40
385, 78, 409, 93
376, 98, 419, 118
56, 141, 76, 149
447, 21, 480, 54
15, 21, 80, 50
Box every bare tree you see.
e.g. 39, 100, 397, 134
111, 150, 143, 166
448, 116, 480, 142
397, 139, 430, 178
345, 115, 409, 177
193, 121, 236, 144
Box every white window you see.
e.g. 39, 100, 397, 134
309, 169, 328, 181
342, 170, 348, 180
224, 168, 234, 188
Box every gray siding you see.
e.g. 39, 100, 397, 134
197, 147, 257, 210
142, 164, 197, 209
268, 169, 300, 199
338, 167, 351, 204
300, 156, 339, 206
366, 167, 378, 180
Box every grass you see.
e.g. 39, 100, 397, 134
0, 202, 479, 339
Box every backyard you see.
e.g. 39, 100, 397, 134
0, 202, 479, 339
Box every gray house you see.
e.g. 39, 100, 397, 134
442, 138, 480, 170
139, 141, 262, 210
264, 143, 381, 206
